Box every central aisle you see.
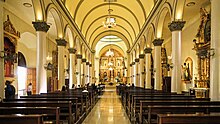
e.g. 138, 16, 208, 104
82, 86, 130, 124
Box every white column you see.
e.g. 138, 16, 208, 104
168, 21, 185, 93
145, 48, 152, 89
33, 21, 50, 93
89, 64, 92, 83
0, 1, 4, 98
135, 59, 139, 87
68, 48, 76, 88
139, 55, 145, 88
210, 0, 220, 101
132, 62, 136, 86
91, 52, 95, 83
76, 55, 82, 87
86, 62, 90, 84
95, 57, 99, 84
56, 39, 67, 90
153, 39, 163, 90
82, 58, 86, 86
129, 63, 132, 84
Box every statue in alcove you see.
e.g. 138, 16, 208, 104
182, 63, 191, 81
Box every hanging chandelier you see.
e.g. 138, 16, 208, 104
103, 0, 116, 28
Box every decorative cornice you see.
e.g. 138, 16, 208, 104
68, 48, 76, 54
135, 58, 139, 62
168, 21, 186, 32
32, 21, 50, 32
82, 58, 87, 62
76, 54, 82, 59
139, 54, 145, 59
153, 38, 164, 46
56, 38, 67, 46
86, 62, 90, 65
144, 47, 152, 54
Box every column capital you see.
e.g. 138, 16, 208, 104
86, 62, 90, 65
76, 54, 82, 59
135, 58, 139, 62
91, 50, 96, 53
139, 54, 145, 59
82, 58, 87, 62
144, 47, 152, 54
168, 21, 186, 32
153, 38, 164, 46
68, 48, 76, 54
32, 21, 50, 32
56, 38, 67, 46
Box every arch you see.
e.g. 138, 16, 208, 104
98, 44, 125, 57
80, 3, 141, 30
91, 30, 130, 50
172, 0, 186, 20
75, 37, 81, 54
84, 14, 137, 39
155, 2, 172, 38
64, 24, 74, 48
32, 0, 45, 21
136, 44, 140, 58
46, 4, 64, 38
139, 36, 146, 54
18, 52, 27, 67
88, 25, 133, 46
145, 23, 156, 47
81, 45, 85, 58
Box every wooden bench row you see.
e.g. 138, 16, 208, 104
1, 86, 103, 124
117, 86, 220, 124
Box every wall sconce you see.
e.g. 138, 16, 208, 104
64, 68, 69, 74
208, 48, 215, 57
0, 51, 17, 63
44, 62, 54, 70
150, 68, 156, 72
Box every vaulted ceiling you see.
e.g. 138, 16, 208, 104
64, 0, 155, 49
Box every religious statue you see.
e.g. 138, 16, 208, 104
182, 63, 191, 81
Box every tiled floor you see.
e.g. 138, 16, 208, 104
82, 86, 130, 124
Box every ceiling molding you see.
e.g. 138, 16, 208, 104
79, 3, 141, 30
84, 14, 136, 39
99, 44, 125, 57
53, 0, 92, 52
73, 0, 84, 20
91, 30, 130, 50
136, 0, 147, 19
127, 0, 162, 53
88, 24, 133, 45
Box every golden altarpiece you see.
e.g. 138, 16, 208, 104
99, 49, 125, 84
192, 8, 211, 98
2, 15, 19, 81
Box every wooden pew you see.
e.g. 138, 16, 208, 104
4, 97, 78, 122
130, 97, 209, 122
157, 113, 220, 124
0, 107, 60, 124
0, 114, 43, 124
139, 100, 220, 124
0, 101, 73, 124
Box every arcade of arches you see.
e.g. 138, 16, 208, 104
1, 0, 220, 102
